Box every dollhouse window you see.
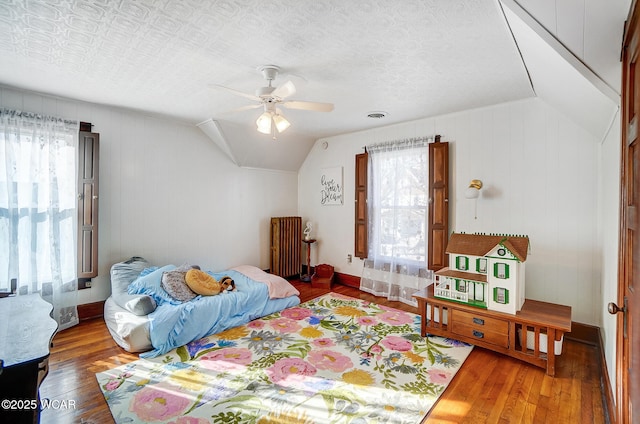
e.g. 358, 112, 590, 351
456, 256, 469, 271
493, 287, 509, 304
474, 283, 484, 301
476, 258, 487, 273
494, 262, 509, 279
456, 280, 467, 292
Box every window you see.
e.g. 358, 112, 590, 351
355, 136, 449, 270
366, 139, 429, 265
456, 280, 467, 292
0, 110, 81, 329
456, 256, 469, 271
474, 282, 485, 301
494, 287, 509, 304
358, 136, 449, 306
494, 262, 510, 279
477, 258, 488, 273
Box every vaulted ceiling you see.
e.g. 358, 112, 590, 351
0, 0, 629, 171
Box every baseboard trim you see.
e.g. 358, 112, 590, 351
565, 321, 599, 345
335, 272, 360, 288
78, 300, 104, 321
598, 327, 616, 424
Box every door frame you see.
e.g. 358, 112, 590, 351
617, 1, 639, 422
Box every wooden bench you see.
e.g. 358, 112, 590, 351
413, 284, 571, 376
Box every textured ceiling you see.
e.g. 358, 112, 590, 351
0, 0, 628, 170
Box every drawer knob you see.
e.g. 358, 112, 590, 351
473, 317, 484, 325
472, 330, 484, 338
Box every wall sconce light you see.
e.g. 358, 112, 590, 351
465, 179, 483, 220
464, 179, 483, 199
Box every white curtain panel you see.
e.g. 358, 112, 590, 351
360, 137, 433, 307
0, 109, 79, 330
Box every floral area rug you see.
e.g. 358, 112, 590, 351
96, 293, 473, 423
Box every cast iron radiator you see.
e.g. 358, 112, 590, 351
270, 216, 302, 278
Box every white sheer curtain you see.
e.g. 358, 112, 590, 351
360, 137, 433, 307
0, 109, 79, 330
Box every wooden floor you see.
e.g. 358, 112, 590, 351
39, 282, 607, 424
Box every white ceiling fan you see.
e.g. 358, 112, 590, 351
212, 65, 334, 138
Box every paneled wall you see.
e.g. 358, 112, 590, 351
597, 110, 621, 394
0, 84, 618, 329
298, 98, 607, 326
0, 85, 298, 305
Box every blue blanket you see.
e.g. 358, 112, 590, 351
128, 265, 300, 358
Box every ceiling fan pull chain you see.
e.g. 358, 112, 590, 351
272, 122, 277, 141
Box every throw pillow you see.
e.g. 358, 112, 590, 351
161, 270, 197, 302
127, 264, 180, 305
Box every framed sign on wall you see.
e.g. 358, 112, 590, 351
320, 166, 343, 205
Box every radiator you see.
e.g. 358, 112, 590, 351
270, 217, 302, 278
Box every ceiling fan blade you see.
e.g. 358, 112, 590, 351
228, 103, 263, 113
209, 84, 261, 102
271, 80, 296, 99
281, 100, 334, 112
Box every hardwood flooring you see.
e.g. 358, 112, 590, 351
39, 282, 606, 423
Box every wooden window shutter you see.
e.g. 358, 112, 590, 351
78, 124, 100, 279
428, 137, 449, 271
354, 152, 368, 259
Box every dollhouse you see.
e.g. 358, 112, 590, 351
434, 232, 530, 314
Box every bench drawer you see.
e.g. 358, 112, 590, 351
451, 309, 509, 332
451, 309, 509, 348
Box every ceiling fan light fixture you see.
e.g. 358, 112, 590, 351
256, 111, 291, 135
273, 113, 290, 133
256, 111, 273, 134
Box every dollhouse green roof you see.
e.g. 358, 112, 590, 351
446, 233, 530, 262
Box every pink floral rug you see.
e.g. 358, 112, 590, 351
96, 292, 473, 423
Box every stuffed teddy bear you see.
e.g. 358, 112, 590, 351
184, 269, 235, 296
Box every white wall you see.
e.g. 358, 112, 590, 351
2, 83, 615, 330
299, 97, 602, 326
2, 83, 621, 395
0, 85, 298, 305
598, 109, 621, 394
